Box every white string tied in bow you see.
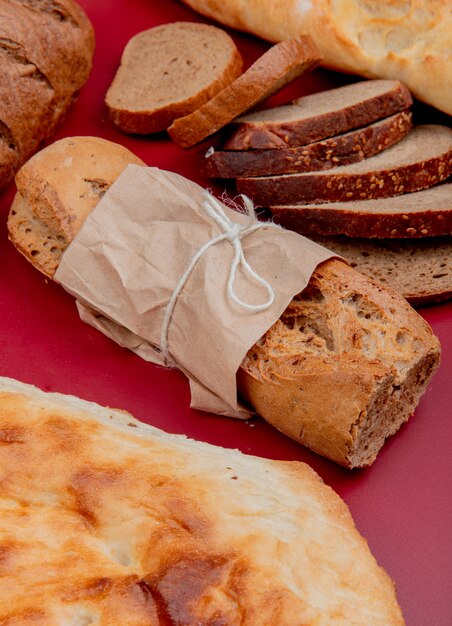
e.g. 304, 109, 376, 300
160, 191, 279, 365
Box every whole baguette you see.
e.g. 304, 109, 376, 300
181, 0, 452, 116
0, 376, 405, 624
8, 137, 440, 468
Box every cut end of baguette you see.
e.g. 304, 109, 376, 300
8, 136, 145, 278
105, 22, 243, 135
239, 259, 440, 468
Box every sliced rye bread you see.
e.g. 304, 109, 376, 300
224, 79, 412, 150
205, 111, 412, 178
271, 181, 452, 238
310, 235, 452, 306
168, 35, 321, 148
105, 22, 243, 134
237, 125, 452, 206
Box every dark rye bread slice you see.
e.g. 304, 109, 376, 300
205, 111, 412, 178
237, 125, 452, 206
310, 235, 452, 306
168, 35, 321, 148
105, 23, 243, 135
224, 79, 412, 150
271, 181, 452, 238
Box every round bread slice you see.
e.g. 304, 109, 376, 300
224, 79, 413, 150
271, 182, 452, 238
309, 235, 452, 306
105, 22, 243, 134
237, 125, 452, 205
168, 35, 321, 148
205, 111, 412, 177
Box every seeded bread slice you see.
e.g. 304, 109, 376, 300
8, 137, 440, 468
237, 125, 452, 206
271, 181, 452, 238
308, 236, 452, 306
105, 22, 243, 135
168, 35, 321, 148
224, 79, 412, 150
205, 111, 412, 178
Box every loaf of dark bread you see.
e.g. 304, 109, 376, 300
0, 0, 94, 189
8, 137, 441, 468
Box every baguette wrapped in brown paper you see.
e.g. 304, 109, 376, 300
54, 164, 336, 418
8, 137, 440, 467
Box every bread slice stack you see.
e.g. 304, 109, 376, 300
204, 79, 452, 305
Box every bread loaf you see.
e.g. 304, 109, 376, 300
105, 22, 243, 134
0, 376, 405, 624
0, 0, 94, 189
180, 0, 452, 116
168, 35, 321, 147
8, 137, 440, 468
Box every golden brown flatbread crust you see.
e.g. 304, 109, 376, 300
0, 377, 404, 624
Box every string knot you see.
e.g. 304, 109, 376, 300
160, 191, 280, 365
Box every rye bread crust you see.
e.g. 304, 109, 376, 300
271, 182, 452, 238
168, 35, 321, 148
224, 80, 413, 150
237, 125, 452, 206
205, 111, 412, 178
105, 22, 243, 135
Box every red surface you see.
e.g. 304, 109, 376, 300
0, 1, 451, 624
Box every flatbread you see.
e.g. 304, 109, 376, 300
0, 377, 404, 624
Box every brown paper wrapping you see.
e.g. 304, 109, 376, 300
54, 165, 336, 418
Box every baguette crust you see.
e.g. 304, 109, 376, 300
205, 111, 412, 177
181, 0, 452, 116
8, 137, 440, 468
0, 376, 405, 623
105, 23, 243, 134
224, 80, 412, 150
168, 35, 321, 148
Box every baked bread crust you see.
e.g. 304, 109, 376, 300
105, 22, 243, 134
181, 0, 452, 116
223, 80, 413, 151
0, 376, 405, 624
306, 235, 452, 306
0, 0, 94, 189
237, 125, 452, 205
168, 35, 321, 148
8, 137, 441, 468
271, 182, 452, 239
205, 111, 412, 177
